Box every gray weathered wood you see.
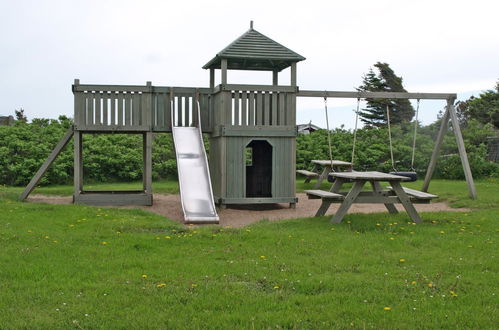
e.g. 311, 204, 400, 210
210, 68, 215, 89
19, 128, 74, 201
74, 192, 152, 206
331, 180, 365, 223
290, 63, 297, 86
312, 159, 352, 166
372, 181, 398, 214
304, 163, 320, 183
390, 181, 422, 223
304, 189, 344, 200
143, 132, 153, 195
387, 186, 438, 199
330, 171, 408, 181
298, 90, 457, 100
448, 101, 477, 199
272, 70, 278, 86
221, 59, 227, 84
74, 130, 83, 196
296, 169, 319, 177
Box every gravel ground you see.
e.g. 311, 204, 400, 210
27, 193, 468, 227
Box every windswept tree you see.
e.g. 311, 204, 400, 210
456, 81, 499, 129
357, 62, 414, 127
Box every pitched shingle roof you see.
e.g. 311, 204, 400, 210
203, 28, 305, 72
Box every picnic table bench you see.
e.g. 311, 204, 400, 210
305, 171, 438, 223
297, 159, 352, 188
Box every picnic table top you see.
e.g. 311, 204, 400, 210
311, 159, 352, 166
329, 171, 409, 181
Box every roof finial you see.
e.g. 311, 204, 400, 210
250, 20, 253, 29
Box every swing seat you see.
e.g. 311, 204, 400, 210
389, 171, 417, 182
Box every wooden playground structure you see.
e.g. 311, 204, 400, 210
19, 22, 477, 224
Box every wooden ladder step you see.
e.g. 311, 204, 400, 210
296, 170, 319, 177
305, 189, 344, 200
387, 186, 438, 199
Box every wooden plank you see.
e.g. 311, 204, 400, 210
304, 189, 343, 200
297, 170, 319, 177
264, 92, 270, 125
86, 93, 94, 125
102, 92, 108, 125
255, 92, 263, 125
184, 96, 190, 127
271, 92, 278, 125
448, 101, 477, 199
74, 92, 85, 127
74, 192, 152, 206
331, 171, 408, 181
387, 186, 437, 199
248, 92, 255, 126
290, 63, 297, 87
298, 90, 457, 100
422, 108, 449, 191
304, 163, 320, 183
279, 93, 285, 126
132, 93, 140, 126
94, 92, 101, 125
272, 70, 278, 86
218, 125, 296, 137
110, 93, 116, 125
165, 93, 171, 129
74, 84, 151, 93
221, 59, 227, 85
233, 91, 239, 125
124, 93, 132, 126
372, 181, 398, 214
143, 132, 153, 195
117, 92, 124, 126
390, 181, 422, 223
177, 96, 183, 126
74, 130, 83, 196
331, 180, 366, 223
241, 92, 247, 126
312, 159, 352, 166
19, 128, 74, 201
219, 84, 297, 93
75, 125, 150, 132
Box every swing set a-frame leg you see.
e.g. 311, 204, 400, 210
422, 99, 477, 199
19, 127, 74, 201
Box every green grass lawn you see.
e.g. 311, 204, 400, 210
0, 179, 497, 328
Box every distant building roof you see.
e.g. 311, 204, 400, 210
203, 24, 305, 72
297, 122, 321, 134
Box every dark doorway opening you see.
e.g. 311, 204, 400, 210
245, 140, 272, 197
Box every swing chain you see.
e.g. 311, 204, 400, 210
386, 103, 397, 172
324, 93, 334, 171
410, 99, 420, 171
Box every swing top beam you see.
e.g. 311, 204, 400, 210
297, 90, 456, 101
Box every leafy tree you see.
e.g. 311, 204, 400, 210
456, 81, 499, 129
357, 62, 414, 127
15, 108, 27, 122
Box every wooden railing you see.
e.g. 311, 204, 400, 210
213, 84, 297, 128
73, 81, 212, 132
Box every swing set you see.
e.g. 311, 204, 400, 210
302, 89, 477, 199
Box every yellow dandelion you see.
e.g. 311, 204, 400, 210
389, 237, 395, 240
156, 283, 167, 288
27, 230, 32, 233
399, 258, 406, 263
273, 285, 280, 289
142, 274, 148, 279
450, 290, 458, 297
428, 283, 433, 288
411, 281, 416, 285
383, 307, 392, 311
164, 236, 171, 239
439, 231, 445, 234
260, 255, 266, 259
155, 237, 160, 240
191, 283, 198, 288
376, 223, 381, 227
101, 241, 108, 245
44, 236, 49, 239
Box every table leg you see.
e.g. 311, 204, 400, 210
371, 181, 398, 214
329, 177, 345, 193
331, 180, 365, 223
305, 163, 320, 183
314, 165, 331, 189
390, 181, 422, 223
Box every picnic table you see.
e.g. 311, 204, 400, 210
305, 171, 438, 224
296, 159, 352, 189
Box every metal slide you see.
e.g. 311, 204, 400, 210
171, 108, 219, 223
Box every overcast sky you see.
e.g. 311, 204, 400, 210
1, 0, 498, 128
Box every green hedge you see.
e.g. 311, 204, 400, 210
0, 117, 497, 186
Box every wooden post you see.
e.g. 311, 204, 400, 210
210, 69, 215, 89
221, 59, 228, 85
143, 132, 153, 195
272, 70, 278, 86
19, 128, 74, 201
447, 99, 477, 199
74, 131, 83, 198
422, 107, 450, 192
290, 63, 297, 87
